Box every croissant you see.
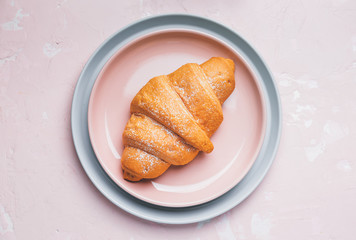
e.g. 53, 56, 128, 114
121, 57, 235, 181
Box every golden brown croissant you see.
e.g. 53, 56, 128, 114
121, 57, 235, 181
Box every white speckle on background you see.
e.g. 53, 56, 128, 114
287, 104, 316, 125
323, 120, 349, 142
42, 112, 48, 120
296, 104, 316, 114
277, 73, 293, 87
0, 204, 14, 234
305, 141, 326, 162
43, 43, 62, 58
276, 73, 318, 89
263, 191, 274, 201
57, 0, 68, 8
6, 146, 15, 161
295, 76, 318, 89
139, 0, 153, 17
214, 213, 236, 240
278, 79, 291, 87
8, 147, 14, 156
0, 54, 17, 66
289, 112, 300, 122
251, 213, 271, 239
292, 90, 300, 101
2, 9, 29, 31
337, 160, 352, 172
304, 120, 348, 163
0, 48, 22, 66
304, 119, 313, 128
10, 0, 15, 6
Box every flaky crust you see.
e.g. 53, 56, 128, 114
130, 75, 214, 153
123, 113, 199, 165
121, 147, 170, 180
168, 63, 223, 137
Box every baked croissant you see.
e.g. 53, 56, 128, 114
121, 57, 235, 181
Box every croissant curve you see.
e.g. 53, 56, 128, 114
121, 57, 235, 181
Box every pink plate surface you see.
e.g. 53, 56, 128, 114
88, 29, 266, 207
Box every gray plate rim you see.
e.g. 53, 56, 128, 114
71, 14, 282, 225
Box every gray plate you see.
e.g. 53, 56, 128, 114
71, 14, 281, 224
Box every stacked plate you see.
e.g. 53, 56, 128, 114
71, 14, 281, 224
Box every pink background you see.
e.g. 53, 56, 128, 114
1, 0, 355, 239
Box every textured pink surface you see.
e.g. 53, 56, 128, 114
1, 0, 356, 239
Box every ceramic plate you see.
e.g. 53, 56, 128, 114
71, 14, 281, 224
88, 29, 266, 207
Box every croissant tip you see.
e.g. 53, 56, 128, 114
206, 149, 213, 154
202, 143, 214, 153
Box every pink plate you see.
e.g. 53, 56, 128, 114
88, 29, 266, 207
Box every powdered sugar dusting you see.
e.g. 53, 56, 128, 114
132, 76, 212, 152
169, 64, 223, 136
124, 114, 197, 165
136, 150, 158, 174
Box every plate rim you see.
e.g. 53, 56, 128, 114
87, 27, 268, 207
71, 13, 282, 224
